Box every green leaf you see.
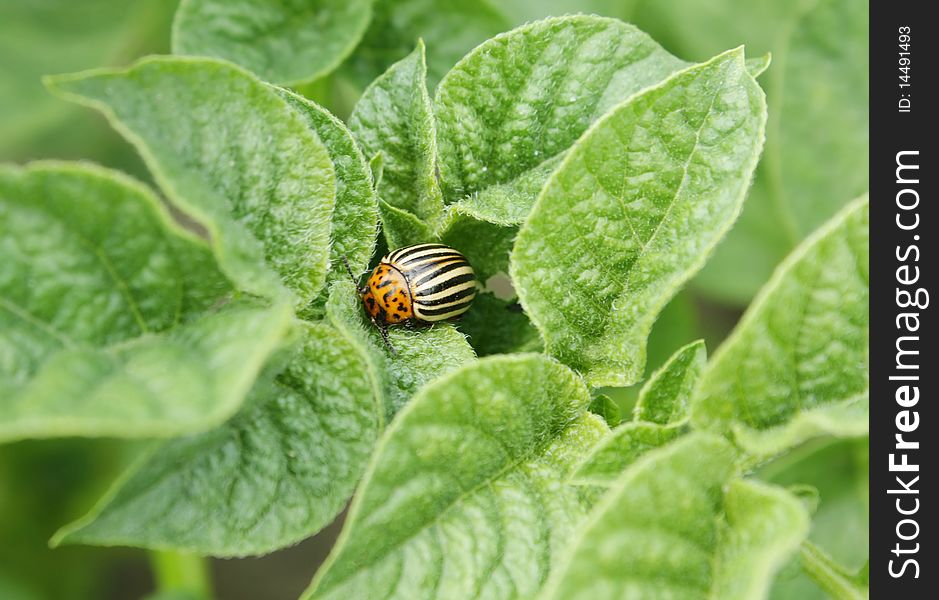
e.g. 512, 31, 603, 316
46, 56, 337, 305
172, 0, 372, 86
0, 163, 296, 442
457, 292, 541, 357
799, 541, 868, 600
542, 434, 809, 600
759, 439, 868, 599
571, 421, 683, 485
588, 394, 621, 427
688, 0, 868, 304
436, 214, 517, 284
746, 53, 772, 78
692, 173, 793, 303
634, 339, 706, 424
786, 484, 822, 516
442, 152, 566, 227
349, 42, 444, 233
325, 281, 475, 417
512, 48, 767, 386
368, 152, 384, 188
1, 302, 294, 444
304, 354, 608, 600
342, 0, 510, 91
715, 480, 811, 599
692, 197, 869, 453
432, 147, 553, 285
733, 396, 868, 460
52, 321, 382, 556
378, 200, 434, 250
274, 88, 379, 298
435, 16, 687, 213
571, 340, 707, 484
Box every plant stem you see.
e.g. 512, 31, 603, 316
800, 540, 867, 600
149, 550, 213, 599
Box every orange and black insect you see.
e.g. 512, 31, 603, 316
344, 243, 477, 352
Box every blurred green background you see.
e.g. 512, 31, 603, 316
1, 0, 867, 598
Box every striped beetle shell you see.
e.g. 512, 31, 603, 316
361, 243, 477, 325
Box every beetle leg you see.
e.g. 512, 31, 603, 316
373, 318, 397, 355
341, 256, 359, 286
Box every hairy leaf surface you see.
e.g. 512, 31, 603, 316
349, 42, 443, 233
512, 49, 767, 386
53, 322, 381, 556
378, 200, 435, 250
275, 88, 379, 300
571, 422, 683, 485
543, 435, 808, 600
305, 354, 607, 600
693, 197, 869, 452
573, 341, 705, 484
47, 57, 336, 305
325, 281, 475, 417
435, 15, 687, 210
0, 163, 294, 442
634, 339, 705, 424
173, 0, 372, 85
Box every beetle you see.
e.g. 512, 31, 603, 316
344, 243, 477, 352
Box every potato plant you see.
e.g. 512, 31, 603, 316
0, 2, 868, 599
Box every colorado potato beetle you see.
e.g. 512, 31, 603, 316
345, 243, 477, 352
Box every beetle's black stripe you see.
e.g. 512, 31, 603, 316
414, 284, 477, 306
411, 260, 471, 288
414, 272, 476, 297
416, 298, 474, 317
375, 279, 394, 289
388, 243, 448, 263
382, 289, 395, 304
402, 258, 466, 285
402, 259, 457, 283
397, 250, 464, 266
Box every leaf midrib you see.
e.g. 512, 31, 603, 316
549, 56, 737, 353
323, 397, 583, 592
619, 62, 729, 299
40, 200, 154, 334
